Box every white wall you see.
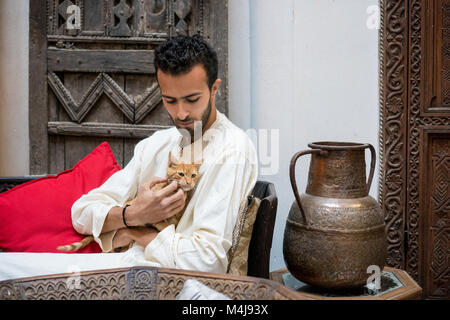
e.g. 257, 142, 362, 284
0, 0, 29, 176
229, 0, 380, 271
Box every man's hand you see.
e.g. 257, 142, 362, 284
127, 177, 187, 226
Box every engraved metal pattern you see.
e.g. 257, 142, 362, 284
306, 150, 367, 198
285, 144, 386, 289
305, 205, 385, 231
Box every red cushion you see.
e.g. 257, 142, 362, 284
0, 142, 121, 253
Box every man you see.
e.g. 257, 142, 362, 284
71, 35, 258, 273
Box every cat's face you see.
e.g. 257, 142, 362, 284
167, 152, 202, 192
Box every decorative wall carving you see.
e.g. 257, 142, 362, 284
47, 72, 161, 124
110, 0, 134, 37
143, 0, 169, 35
379, 0, 408, 270
440, 1, 450, 109
173, 0, 192, 36
31, 0, 228, 173
406, 0, 422, 283
47, 0, 200, 40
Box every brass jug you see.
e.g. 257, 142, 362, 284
283, 142, 387, 289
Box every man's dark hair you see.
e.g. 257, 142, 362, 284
154, 34, 218, 89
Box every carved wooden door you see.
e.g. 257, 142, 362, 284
29, 0, 227, 174
380, 0, 450, 299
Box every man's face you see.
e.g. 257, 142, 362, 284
157, 64, 219, 140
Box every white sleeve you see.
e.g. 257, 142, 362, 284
143, 149, 258, 273
71, 139, 145, 252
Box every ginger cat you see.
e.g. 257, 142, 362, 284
57, 152, 202, 252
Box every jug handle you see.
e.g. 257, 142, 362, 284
290, 149, 328, 226
364, 144, 376, 195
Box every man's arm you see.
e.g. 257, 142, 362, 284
112, 227, 159, 250
101, 206, 127, 233
72, 139, 146, 240
72, 136, 186, 252
101, 178, 187, 233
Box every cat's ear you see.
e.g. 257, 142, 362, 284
194, 158, 203, 169
169, 151, 180, 166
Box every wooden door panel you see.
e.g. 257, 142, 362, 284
422, 0, 450, 114
64, 136, 125, 169
82, 0, 106, 34
47, 49, 156, 74
380, 0, 450, 299
29, 0, 228, 174
422, 131, 450, 299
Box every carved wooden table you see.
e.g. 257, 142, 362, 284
270, 267, 422, 300
0, 266, 305, 300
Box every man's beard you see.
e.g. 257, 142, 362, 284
172, 97, 212, 144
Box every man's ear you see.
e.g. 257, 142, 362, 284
211, 79, 222, 96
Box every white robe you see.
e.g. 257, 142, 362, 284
0, 111, 258, 280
